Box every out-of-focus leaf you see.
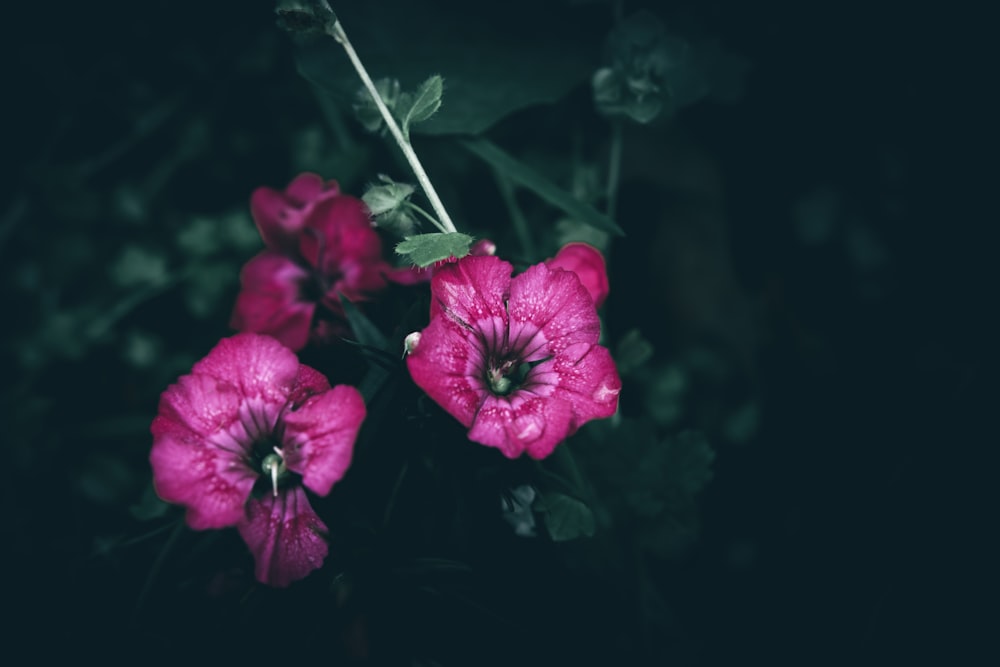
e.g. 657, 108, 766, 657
461, 138, 623, 236
337, 292, 389, 351
292, 3, 603, 136
130, 483, 170, 521
535, 491, 596, 541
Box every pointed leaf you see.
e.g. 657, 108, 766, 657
337, 292, 389, 351
461, 138, 623, 236
398, 75, 444, 140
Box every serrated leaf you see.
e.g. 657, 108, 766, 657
398, 75, 443, 141
395, 232, 473, 267
292, 3, 603, 136
461, 138, 623, 236
536, 491, 596, 542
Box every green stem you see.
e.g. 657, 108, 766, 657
328, 20, 457, 234
404, 201, 447, 233
493, 170, 536, 260
135, 519, 184, 612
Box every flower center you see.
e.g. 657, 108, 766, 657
486, 359, 532, 397
249, 431, 291, 497
260, 448, 288, 497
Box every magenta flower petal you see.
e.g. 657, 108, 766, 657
251, 173, 340, 252
238, 486, 329, 588
150, 333, 365, 586
467, 392, 573, 460
191, 333, 302, 404
230, 252, 316, 351
150, 375, 258, 530
299, 197, 388, 296
545, 242, 610, 308
407, 256, 621, 459
403, 314, 487, 428
428, 254, 512, 324
507, 261, 601, 355
282, 385, 366, 496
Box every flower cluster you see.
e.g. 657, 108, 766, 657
150, 333, 365, 586
230, 173, 393, 351
151, 172, 621, 588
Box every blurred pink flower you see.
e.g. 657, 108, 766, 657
150, 333, 365, 587
545, 242, 609, 308
406, 256, 621, 459
231, 173, 392, 350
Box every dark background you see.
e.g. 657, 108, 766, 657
2, 0, 993, 664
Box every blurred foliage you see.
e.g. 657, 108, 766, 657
5, 0, 977, 664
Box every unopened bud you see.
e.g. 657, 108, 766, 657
403, 331, 422, 357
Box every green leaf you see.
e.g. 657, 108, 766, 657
292, 3, 603, 136
535, 491, 596, 542
337, 292, 389, 351
275, 0, 338, 36
395, 232, 473, 267
130, 483, 170, 521
362, 179, 415, 216
352, 77, 401, 134
397, 75, 443, 141
461, 138, 623, 236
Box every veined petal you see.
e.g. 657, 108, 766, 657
150, 372, 258, 529
429, 255, 511, 326
406, 314, 488, 428
238, 486, 329, 588
508, 262, 601, 355
192, 333, 302, 406
535, 343, 622, 426
281, 385, 366, 497
468, 392, 572, 460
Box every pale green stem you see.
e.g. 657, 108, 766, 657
404, 201, 447, 233
328, 20, 458, 234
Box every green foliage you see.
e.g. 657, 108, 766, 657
293, 4, 602, 136
363, 176, 415, 215
395, 232, 473, 267
576, 418, 715, 559
130, 483, 170, 521
275, 0, 338, 36
397, 75, 444, 141
337, 292, 389, 352
461, 138, 623, 236
593, 10, 748, 123
535, 491, 596, 542
352, 77, 401, 134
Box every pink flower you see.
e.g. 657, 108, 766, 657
406, 256, 621, 459
150, 333, 366, 587
545, 242, 609, 308
231, 173, 392, 351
